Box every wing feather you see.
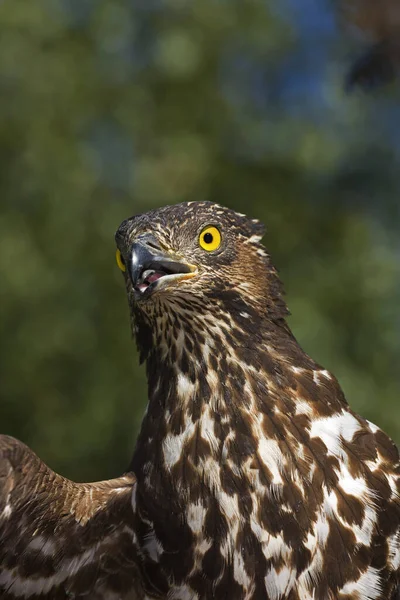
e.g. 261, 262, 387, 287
0, 435, 143, 599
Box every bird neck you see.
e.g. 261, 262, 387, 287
129, 295, 302, 486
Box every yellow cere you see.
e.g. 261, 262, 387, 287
199, 226, 221, 252
116, 249, 126, 272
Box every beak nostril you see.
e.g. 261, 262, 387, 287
146, 240, 162, 251
137, 234, 163, 252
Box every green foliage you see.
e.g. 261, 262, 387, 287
0, 0, 399, 480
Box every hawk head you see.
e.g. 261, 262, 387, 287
115, 201, 287, 329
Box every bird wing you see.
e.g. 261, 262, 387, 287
0, 435, 142, 600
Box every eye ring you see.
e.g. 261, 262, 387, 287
116, 249, 126, 272
199, 226, 221, 252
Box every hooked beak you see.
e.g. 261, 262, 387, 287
129, 234, 197, 296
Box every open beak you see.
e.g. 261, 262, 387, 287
129, 234, 197, 296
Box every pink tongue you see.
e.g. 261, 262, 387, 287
147, 272, 164, 284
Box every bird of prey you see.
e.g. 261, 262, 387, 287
0, 201, 399, 599
339, 0, 400, 89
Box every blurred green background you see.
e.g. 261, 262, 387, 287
0, 0, 399, 481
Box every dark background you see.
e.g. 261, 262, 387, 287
1, 0, 399, 481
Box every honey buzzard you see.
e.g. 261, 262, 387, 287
0, 201, 399, 599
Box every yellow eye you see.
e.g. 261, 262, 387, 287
116, 249, 126, 272
199, 226, 221, 252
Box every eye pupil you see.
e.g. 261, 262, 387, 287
199, 226, 221, 251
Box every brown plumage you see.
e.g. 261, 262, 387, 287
0, 201, 399, 599
0, 435, 140, 599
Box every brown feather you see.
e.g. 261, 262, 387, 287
0, 436, 141, 599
